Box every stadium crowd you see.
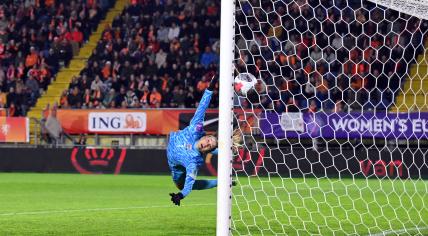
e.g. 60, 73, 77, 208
61, 0, 427, 112
0, 0, 114, 116
235, 0, 427, 112
60, 0, 221, 109
0, 0, 426, 115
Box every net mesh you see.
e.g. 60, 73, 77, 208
231, 0, 428, 235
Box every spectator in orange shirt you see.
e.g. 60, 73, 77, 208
92, 87, 103, 107
139, 85, 150, 107
25, 47, 39, 68
82, 89, 92, 108
149, 87, 162, 108
207, 2, 218, 16
8, 103, 16, 117
39, 64, 50, 91
45, 0, 55, 7
351, 74, 363, 90
59, 89, 69, 108
71, 27, 84, 45
102, 61, 112, 79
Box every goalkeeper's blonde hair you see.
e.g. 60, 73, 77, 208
232, 128, 243, 148
210, 128, 243, 151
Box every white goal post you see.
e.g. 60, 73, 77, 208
216, 0, 236, 235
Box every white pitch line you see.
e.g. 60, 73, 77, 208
0, 203, 216, 217
368, 226, 428, 236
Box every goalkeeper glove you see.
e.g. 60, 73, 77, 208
169, 192, 184, 206
208, 75, 218, 91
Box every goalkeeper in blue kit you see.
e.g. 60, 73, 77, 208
167, 76, 240, 206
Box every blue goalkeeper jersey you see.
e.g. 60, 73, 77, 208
166, 89, 213, 197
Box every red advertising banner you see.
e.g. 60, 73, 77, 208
57, 109, 260, 135
0, 117, 29, 143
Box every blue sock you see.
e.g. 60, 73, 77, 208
192, 179, 218, 190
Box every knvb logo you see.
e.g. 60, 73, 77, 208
1, 124, 10, 135
88, 112, 147, 132
70, 148, 127, 174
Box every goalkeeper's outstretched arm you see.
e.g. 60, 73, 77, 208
189, 76, 217, 127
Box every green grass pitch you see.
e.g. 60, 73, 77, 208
0, 173, 426, 235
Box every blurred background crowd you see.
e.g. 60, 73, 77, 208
234, 0, 427, 112
0, 0, 113, 116
0, 0, 427, 116
60, 0, 221, 110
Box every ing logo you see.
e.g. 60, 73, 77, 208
124, 114, 143, 129
70, 148, 127, 174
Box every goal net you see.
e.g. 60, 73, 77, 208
225, 0, 428, 235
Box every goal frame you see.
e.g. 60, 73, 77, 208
216, 0, 236, 235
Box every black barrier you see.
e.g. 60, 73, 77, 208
0, 147, 169, 174
0, 147, 427, 179
205, 147, 428, 179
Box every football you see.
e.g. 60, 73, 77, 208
234, 73, 257, 96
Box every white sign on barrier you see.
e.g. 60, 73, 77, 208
280, 112, 304, 132
88, 112, 147, 133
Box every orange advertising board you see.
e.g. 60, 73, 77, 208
0, 117, 29, 143
57, 109, 260, 135
57, 109, 178, 134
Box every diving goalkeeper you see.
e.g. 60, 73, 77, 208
167, 76, 240, 206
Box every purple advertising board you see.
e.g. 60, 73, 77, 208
259, 112, 428, 139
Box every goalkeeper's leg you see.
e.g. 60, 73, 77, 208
192, 179, 218, 190
172, 167, 218, 190
172, 169, 217, 190
172, 165, 237, 191
192, 179, 237, 190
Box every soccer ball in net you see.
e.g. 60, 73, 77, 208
234, 73, 257, 96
